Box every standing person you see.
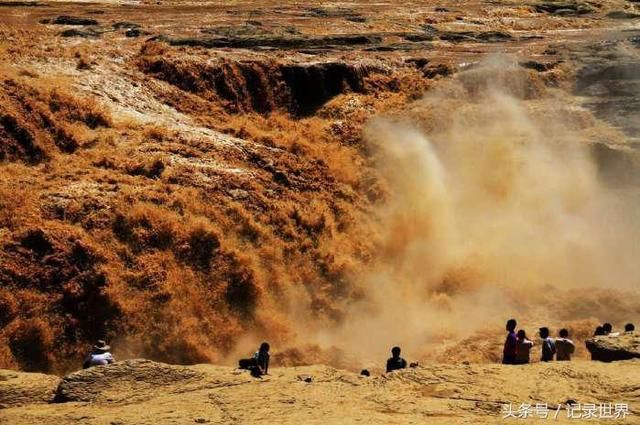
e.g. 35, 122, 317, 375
502, 319, 518, 365
555, 328, 575, 361
539, 327, 556, 362
602, 323, 613, 335
83, 340, 114, 369
386, 346, 407, 373
515, 330, 534, 364
625, 323, 635, 333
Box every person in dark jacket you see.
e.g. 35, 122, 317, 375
502, 319, 518, 365
539, 327, 556, 362
254, 342, 270, 375
386, 346, 407, 373
238, 342, 270, 377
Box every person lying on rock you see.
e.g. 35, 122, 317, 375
83, 340, 114, 369
539, 327, 556, 362
555, 328, 575, 361
515, 329, 534, 365
386, 346, 407, 373
239, 342, 270, 377
502, 319, 518, 365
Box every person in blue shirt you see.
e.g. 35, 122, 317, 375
539, 327, 556, 362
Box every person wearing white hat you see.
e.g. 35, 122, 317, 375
83, 340, 115, 369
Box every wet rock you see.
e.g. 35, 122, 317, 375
403, 33, 435, 42
475, 31, 513, 42
163, 34, 382, 50
606, 10, 640, 19
54, 359, 205, 403
125, 28, 142, 38
20, 229, 53, 257
416, 29, 513, 43
0, 369, 60, 408
50, 15, 99, 26
0, 1, 42, 6
422, 63, 456, 79
112, 21, 140, 29
534, 1, 595, 15
281, 62, 369, 115
346, 16, 367, 23
141, 57, 375, 116
554, 8, 578, 16
519, 60, 559, 72
305, 7, 363, 21
585, 333, 640, 362
405, 57, 430, 68
60, 28, 100, 38
0, 112, 45, 163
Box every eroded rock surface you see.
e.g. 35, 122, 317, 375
0, 369, 59, 408
54, 359, 205, 403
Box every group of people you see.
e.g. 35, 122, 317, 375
237, 343, 411, 377
593, 322, 634, 337
502, 319, 636, 365
82, 320, 636, 374
503, 319, 575, 364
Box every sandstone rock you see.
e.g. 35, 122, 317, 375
585, 333, 640, 362
0, 369, 60, 408
51, 15, 99, 26
60, 28, 100, 38
606, 10, 640, 19
54, 359, 205, 403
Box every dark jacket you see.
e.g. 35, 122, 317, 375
386, 356, 407, 373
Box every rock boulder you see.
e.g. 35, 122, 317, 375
585, 333, 640, 362
0, 369, 60, 408
54, 359, 205, 403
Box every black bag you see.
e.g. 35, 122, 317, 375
238, 358, 255, 370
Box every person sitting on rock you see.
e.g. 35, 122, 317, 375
555, 328, 575, 361
515, 329, 534, 364
594, 326, 605, 336
83, 340, 114, 369
602, 323, 620, 337
386, 346, 407, 373
625, 323, 635, 333
239, 342, 270, 377
502, 319, 518, 365
539, 327, 556, 362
